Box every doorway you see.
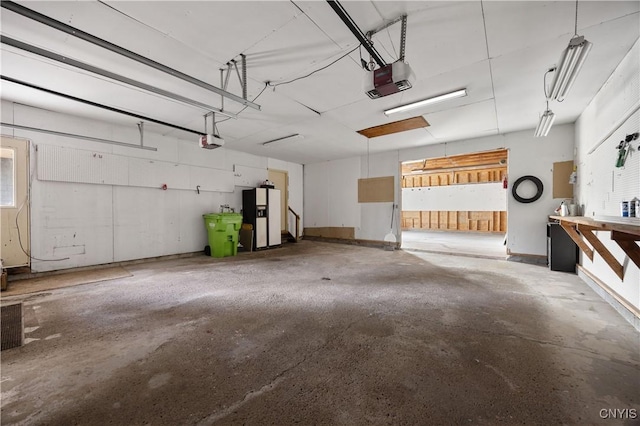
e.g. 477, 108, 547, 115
400, 148, 507, 258
1, 137, 30, 268
268, 169, 288, 233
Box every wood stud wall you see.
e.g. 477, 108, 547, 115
401, 211, 507, 232
402, 149, 508, 233
402, 167, 506, 188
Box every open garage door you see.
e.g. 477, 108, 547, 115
400, 148, 507, 258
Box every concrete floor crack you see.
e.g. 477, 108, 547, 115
419, 317, 633, 361
196, 376, 286, 425
196, 318, 362, 425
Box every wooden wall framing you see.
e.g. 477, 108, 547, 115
403, 149, 508, 174
401, 149, 508, 233
402, 211, 507, 232
403, 167, 506, 188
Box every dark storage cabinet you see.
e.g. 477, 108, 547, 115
547, 222, 578, 272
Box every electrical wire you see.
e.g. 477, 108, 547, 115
219, 45, 359, 124
218, 44, 361, 126
543, 69, 555, 100
268, 44, 361, 88
358, 44, 374, 71
14, 141, 70, 262
574, 0, 579, 36
217, 82, 269, 124
386, 26, 398, 60
15, 198, 69, 262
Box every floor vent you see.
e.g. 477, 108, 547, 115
1, 303, 24, 351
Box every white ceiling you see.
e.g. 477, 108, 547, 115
1, 1, 638, 164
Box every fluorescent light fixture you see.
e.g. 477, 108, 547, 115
384, 89, 467, 116
261, 133, 303, 146
548, 35, 592, 101
534, 109, 556, 137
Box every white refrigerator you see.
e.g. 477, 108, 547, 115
242, 187, 281, 249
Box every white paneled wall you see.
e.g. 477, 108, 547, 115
38, 144, 235, 193
1, 101, 303, 272
304, 156, 360, 229
304, 125, 574, 255
38, 145, 129, 185
402, 183, 506, 212
33, 181, 114, 263
233, 165, 268, 188
358, 151, 399, 242
575, 40, 639, 312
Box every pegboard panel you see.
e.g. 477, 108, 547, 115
189, 166, 234, 193
37, 144, 234, 193
593, 42, 639, 141
37, 144, 128, 185
128, 158, 189, 190
584, 110, 639, 217
233, 164, 268, 187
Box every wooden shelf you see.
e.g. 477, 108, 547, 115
549, 215, 640, 280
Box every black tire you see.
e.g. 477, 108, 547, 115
204, 245, 211, 256
512, 175, 543, 203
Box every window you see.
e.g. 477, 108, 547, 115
1, 147, 15, 207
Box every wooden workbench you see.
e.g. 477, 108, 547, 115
549, 215, 640, 279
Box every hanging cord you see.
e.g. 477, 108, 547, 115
386, 25, 399, 61
18, 143, 70, 262
367, 138, 370, 178
543, 68, 555, 100
358, 44, 371, 71
14, 198, 69, 262
268, 44, 361, 88
221, 44, 360, 124
574, 0, 579, 36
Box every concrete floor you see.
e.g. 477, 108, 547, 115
402, 230, 507, 259
1, 241, 638, 425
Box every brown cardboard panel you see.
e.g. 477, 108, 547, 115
553, 161, 574, 199
304, 227, 355, 239
358, 176, 394, 203
357, 116, 428, 138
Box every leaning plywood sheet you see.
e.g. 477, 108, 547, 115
358, 176, 394, 203
553, 161, 574, 199
304, 227, 355, 239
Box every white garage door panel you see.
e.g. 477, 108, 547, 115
402, 182, 506, 211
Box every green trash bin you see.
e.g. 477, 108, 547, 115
203, 213, 243, 258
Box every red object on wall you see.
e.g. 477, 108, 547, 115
161, 184, 168, 190
502, 175, 508, 189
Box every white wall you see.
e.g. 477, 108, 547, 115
1, 101, 303, 272
304, 156, 361, 229
402, 183, 506, 212
575, 39, 639, 311
304, 124, 574, 255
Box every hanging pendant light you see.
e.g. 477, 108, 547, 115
547, 0, 593, 101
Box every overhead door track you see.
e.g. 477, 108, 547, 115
1, 1, 260, 111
